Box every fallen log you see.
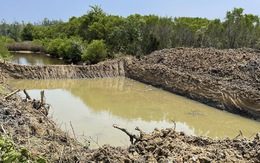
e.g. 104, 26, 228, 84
4, 89, 20, 100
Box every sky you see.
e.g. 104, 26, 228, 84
1, 0, 260, 23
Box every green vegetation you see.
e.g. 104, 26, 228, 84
1, 7, 260, 64
0, 38, 12, 61
0, 135, 46, 162
82, 39, 107, 64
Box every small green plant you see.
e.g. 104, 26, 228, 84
0, 40, 12, 61
0, 135, 46, 163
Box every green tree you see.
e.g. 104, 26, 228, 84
21, 23, 34, 41
205, 19, 224, 48
82, 39, 107, 64
173, 17, 210, 47
0, 19, 9, 36
8, 21, 22, 41
32, 25, 49, 39
108, 14, 143, 56
222, 8, 260, 48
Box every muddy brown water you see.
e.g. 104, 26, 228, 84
9, 77, 260, 148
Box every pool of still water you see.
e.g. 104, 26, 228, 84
10, 77, 260, 148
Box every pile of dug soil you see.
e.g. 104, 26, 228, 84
126, 48, 260, 119
86, 126, 260, 162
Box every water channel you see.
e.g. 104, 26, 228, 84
11, 52, 66, 65
9, 53, 260, 148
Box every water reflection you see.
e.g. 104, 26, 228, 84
11, 53, 66, 65
9, 78, 260, 148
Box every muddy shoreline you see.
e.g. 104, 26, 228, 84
1, 47, 260, 162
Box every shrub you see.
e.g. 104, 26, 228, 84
0, 40, 12, 61
46, 38, 63, 57
82, 39, 107, 64
58, 39, 83, 63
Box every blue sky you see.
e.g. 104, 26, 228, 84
1, 0, 260, 23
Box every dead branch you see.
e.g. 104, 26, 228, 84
171, 120, 176, 130
40, 90, 45, 105
23, 89, 31, 100
37, 90, 45, 109
4, 89, 20, 100
70, 121, 77, 141
89, 136, 101, 148
113, 124, 140, 144
135, 126, 145, 139
234, 130, 243, 139
255, 133, 259, 141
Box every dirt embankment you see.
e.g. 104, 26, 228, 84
125, 48, 260, 120
0, 58, 125, 79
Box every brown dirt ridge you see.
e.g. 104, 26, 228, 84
125, 47, 260, 120
1, 47, 260, 162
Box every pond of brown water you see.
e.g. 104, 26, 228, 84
10, 77, 260, 148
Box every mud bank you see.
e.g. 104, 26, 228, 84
1, 48, 260, 120
1, 58, 125, 79
125, 48, 260, 120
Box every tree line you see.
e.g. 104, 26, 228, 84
1, 6, 260, 63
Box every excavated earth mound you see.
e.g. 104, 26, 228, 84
125, 48, 260, 120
